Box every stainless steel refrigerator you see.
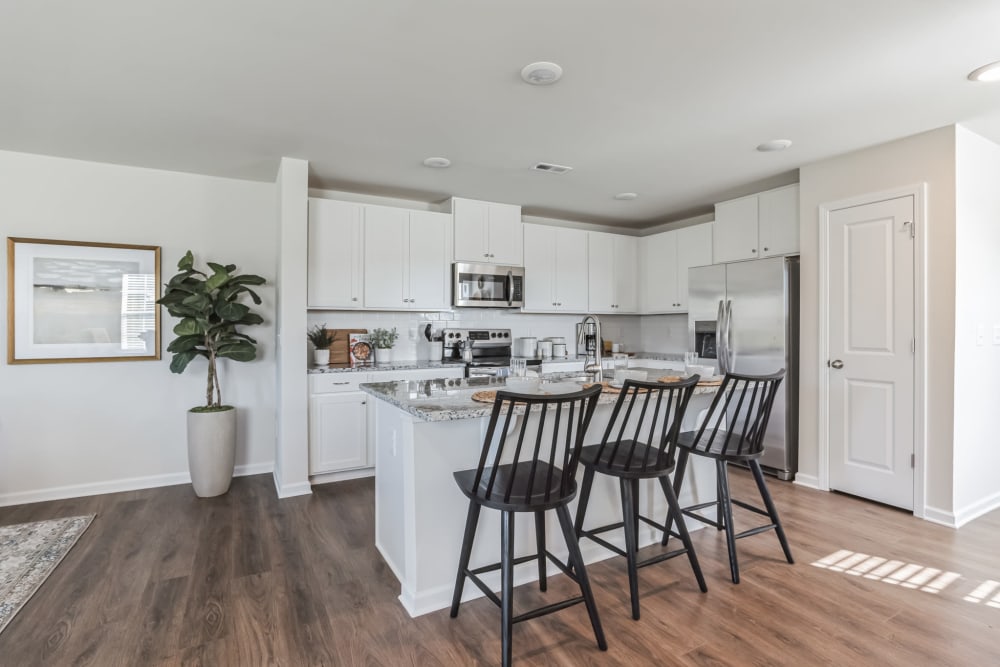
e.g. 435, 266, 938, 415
688, 256, 799, 480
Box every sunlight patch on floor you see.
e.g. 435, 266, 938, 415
811, 549, 962, 594
963, 580, 1000, 608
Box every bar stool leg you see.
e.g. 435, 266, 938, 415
658, 476, 708, 593
574, 466, 596, 535
717, 461, 740, 584
662, 448, 690, 547
501, 510, 515, 667
749, 460, 794, 564
716, 461, 726, 531
619, 478, 641, 620
555, 504, 607, 651
450, 501, 481, 617
534, 511, 547, 592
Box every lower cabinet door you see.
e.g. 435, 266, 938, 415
309, 392, 368, 473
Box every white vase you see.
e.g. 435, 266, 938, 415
313, 348, 331, 366
187, 407, 237, 498
376, 347, 394, 365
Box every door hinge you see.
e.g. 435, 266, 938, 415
911, 453, 915, 468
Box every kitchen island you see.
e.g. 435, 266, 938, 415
361, 372, 719, 617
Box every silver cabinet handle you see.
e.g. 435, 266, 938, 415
332, 381, 350, 385
830, 359, 844, 369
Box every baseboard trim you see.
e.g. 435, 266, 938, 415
273, 473, 313, 499
0, 461, 275, 508
793, 473, 823, 490
922, 505, 957, 528
309, 467, 375, 486
953, 491, 1000, 529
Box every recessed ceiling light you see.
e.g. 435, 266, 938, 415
757, 139, 793, 152
422, 157, 451, 168
520, 61, 563, 85
614, 192, 639, 201
968, 60, 1000, 82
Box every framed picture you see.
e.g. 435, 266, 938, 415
7, 237, 161, 364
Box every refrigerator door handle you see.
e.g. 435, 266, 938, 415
728, 299, 734, 365
715, 299, 725, 365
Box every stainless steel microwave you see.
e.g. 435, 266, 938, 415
453, 262, 524, 308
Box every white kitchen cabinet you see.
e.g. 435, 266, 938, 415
307, 198, 363, 309
713, 184, 799, 263
640, 223, 713, 313
363, 206, 452, 310
522, 224, 589, 312
451, 197, 523, 265
588, 232, 638, 314
309, 378, 369, 475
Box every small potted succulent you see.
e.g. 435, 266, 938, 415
370, 327, 400, 364
308, 324, 334, 366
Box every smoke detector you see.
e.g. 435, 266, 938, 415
531, 162, 573, 174
521, 62, 563, 85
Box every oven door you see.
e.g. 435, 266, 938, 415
453, 263, 524, 308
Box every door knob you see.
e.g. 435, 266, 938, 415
830, 359, 844, 369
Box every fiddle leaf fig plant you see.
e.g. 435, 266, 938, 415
157, 250, 266, 411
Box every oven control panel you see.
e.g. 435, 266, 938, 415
441, 328, 511, 347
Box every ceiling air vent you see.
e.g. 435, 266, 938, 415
531, 162, 574, 174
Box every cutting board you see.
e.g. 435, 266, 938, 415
327, 328, 367, 364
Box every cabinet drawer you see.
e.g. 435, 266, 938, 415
369, 367, 465, 383
310, 373, 370, 394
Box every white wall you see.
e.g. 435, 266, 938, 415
0, 150, 277, 505
798, 127, 957, 515
952, 126, 1000, 524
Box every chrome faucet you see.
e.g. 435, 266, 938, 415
578, 314, 603, 381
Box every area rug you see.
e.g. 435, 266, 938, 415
0, 514, 94, 635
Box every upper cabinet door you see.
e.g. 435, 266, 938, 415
713, 195, 759, 263
452, 198, 490, 263
452, 197, 523, 265
363, 205, 409, 309
587, 232, 616, 313
407, 211, 452, 310
554, 227, 589, 312
308, 198, 363, 309
613, 235, 639, 313
486, 202, 523, 265
640, 230, 678, 313
522, 224, 557, 311
758, 184, 799, 257
675, 222, 713, 311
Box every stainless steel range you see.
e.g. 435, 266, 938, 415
441, 327, 513, 377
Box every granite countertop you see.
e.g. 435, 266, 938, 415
360, 368, 719, 422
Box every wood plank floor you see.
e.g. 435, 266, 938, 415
2, 471, 998, 666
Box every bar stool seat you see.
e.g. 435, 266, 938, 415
450, 385, 606, 667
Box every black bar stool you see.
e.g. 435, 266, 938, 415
664, 370, 794, 583
449, 384, 606, 667
573, 376, 708, 620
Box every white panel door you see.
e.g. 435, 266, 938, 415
309, 392, 368, 473
307, 199, 363, 308
363, 205, 408, 309
714, 195, 759, 263
676, 222, 713, 311
640, 230, 677, 313
554, 227, 589, 311
828, 196, 914, 510
407, 211, 451, 310
486, 203, 523, 265
522, 224, 557, 310
587, 232, 615, 313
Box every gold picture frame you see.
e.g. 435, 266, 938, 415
7, 237, 161, 364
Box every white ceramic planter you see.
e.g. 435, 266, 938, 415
313, 348, 331, 366
187, 407, 237, 498
376, 347, 394, 364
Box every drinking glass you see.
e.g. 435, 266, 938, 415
509, 358, 527, 377
684, 351, 699, 376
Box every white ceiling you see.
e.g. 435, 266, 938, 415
3, 0, 1000, 228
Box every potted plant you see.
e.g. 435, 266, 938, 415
308, 324, 333, 366
157, 250, 266, 498
370, 327, 399, 364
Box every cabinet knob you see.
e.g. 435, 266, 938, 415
352, 297, 358, 301
751, 248, 757, 253
484, 253, 489, 258
763, 247, 769, 252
